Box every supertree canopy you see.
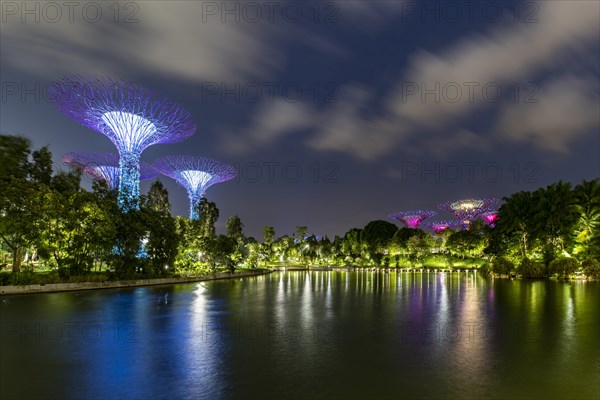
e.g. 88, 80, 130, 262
51, 76, 196, 210
438, 198, 500, 227
63, 152, 157, 189
480, 211, 499, 227
154, 155, 236, 220
388, 210, 436, 229
423, 220, 459, 233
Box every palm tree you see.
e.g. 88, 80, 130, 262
531, 181, 577, 264
574, 179, 600, 259
496, 191, 535, 260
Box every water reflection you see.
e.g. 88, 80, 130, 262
1, 272, 598, 400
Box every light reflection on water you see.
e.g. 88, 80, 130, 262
1, 271, 599, 400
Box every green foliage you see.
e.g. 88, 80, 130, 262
491, 257, 514, 276
197, 198, 219, 238
362, 220, 398, 253
548, 257, 580, 279
582, 259, 600, 279
141, 182, 179, 276
517, 258, 545, 279
226, 215, 244, 241
446, 230, 486, 259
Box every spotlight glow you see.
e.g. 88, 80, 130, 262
154, 155, 236, 220
52, 76, 196, 210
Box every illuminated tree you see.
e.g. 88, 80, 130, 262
52, 76, 196, 210
63, 152, 157, 189
438, 198, 500, 227
424, 220, 459, 232
480, 211, 499, 227
388, 210, 436, 229
154, 155, 236, 220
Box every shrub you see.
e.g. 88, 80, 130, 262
582, 259, 600, 279
517, 258, 545, 278
548, 258, 580, 279
479, 262, 493, 276
492, 257, 514, 276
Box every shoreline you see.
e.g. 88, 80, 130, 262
0, 269, 273, 296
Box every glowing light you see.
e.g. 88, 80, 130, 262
154, 155, 236, 220
52, 76, 196, 210
63, 152, 156, 189
424, 220, 459, 232
481, 211, 499, 227
180, 170, 213, 193
101, 112, 157, 153
389, 210, 436, 229
439, 198, 500, 228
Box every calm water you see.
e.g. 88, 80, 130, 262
1, 271, 599, 400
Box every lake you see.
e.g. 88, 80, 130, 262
1, 270, 599, 399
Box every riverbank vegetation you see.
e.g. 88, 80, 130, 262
1, 134, 599, 285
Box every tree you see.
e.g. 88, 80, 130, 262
30, 146, 53, 185
204, 235, 237, 273
0, 135, 31, 180
263, 226, 275, 243
496, 191, 536, 260
446, 230, 486, 259
295, 226, 308, 241
197, 198, 219, 238
362, 220, 398, 253
141, 182, 179, 275
145, 181, 171, 214
573, 179, 600, 260
0, 179, 46, 272
0, 135, 47, 272
226, 215, 244, 241
531, 181, 577, 265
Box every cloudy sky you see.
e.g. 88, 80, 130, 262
1, 0, 598, 238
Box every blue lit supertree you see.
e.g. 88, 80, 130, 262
63, 152, 157, 189
438, 198, 500, 228
388, 210, 436, 229
154, 155, 236, 220
52, 76, 196, 210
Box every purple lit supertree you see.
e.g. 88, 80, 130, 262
153, 155, 236, 220
51, 76, 196, 210
388, 210, 436, 229
423, 220, 459, 233
63, 152, 157, 189
438, 198, 500, 228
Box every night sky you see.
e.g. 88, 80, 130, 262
1, 1, 599, 238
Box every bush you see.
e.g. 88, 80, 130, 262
8, 268, 37, 285
517, 258, 545, 278
548, 258, 580, 279
479, 263, 493, 276
492, 257, 514, 276
582, 259, 600, 279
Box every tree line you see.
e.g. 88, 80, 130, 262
1, 134, 598, 282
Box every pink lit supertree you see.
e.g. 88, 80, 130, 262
388, 210, 436, 229
63, 152, 157, 189
153, 155, 236, 220
51, 76, 196, 210
438, 198, 500, 228
423, 220, 459, 233
480, 211, 499, 227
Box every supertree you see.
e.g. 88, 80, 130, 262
51, 76, 196, 210
153, 155, 236, 220
480, 211, 499, 227
63, 152, 157, 189
388, 210, 436, 229
423, 220, 459, 233
438, 198, 500, 227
